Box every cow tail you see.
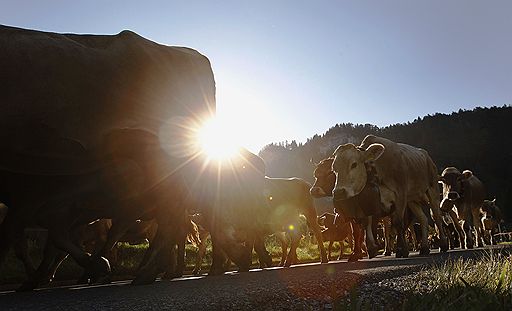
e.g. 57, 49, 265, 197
187, 219, 201, 247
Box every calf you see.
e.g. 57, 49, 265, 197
481, 199, 504, 245
317, 212, 353, 260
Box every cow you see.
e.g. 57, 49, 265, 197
330, 135, 448, 258
317, 212, 353, 260
191, 177, 328, 272
0, 25, 269, 290
310, 157, 369, 261
0, 203, 7, 225
261, 177, 328, 266
481, 199, 504, 245
439, 167, 486, 248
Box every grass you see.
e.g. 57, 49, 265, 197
402, 252, 512, 310
333, 251, 512, 311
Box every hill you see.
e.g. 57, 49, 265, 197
259, 105, 512, 221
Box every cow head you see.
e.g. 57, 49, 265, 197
481, 198, 496, 214
439, 167, 471, 201
310, 158, 336, 198
331, 143, 384, 201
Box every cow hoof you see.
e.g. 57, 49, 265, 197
162, 271, 181, 280
348, 254, 361, 262
17, 280, 37, 292
395, 249, 409, 258
321, 256, 329, 264
208, 267, 226, 276
131, 275, 156, 286
384, 251, 392, 256
90, 257, 111, 276
419, 247, 430, 256
192, 269, 201, 276
76, 273, 90, 285
284, 261, 292, 267
368, 248, 378, 259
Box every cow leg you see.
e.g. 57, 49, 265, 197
193, 231, 209, 275
14, 233, 36, 278
253, 234, 272, 269
383, 216, 393, 256
472, 208, 485, 247
449, 210, 464, 248
83, 218, 135, 284
0, 215, 36, 278
348, 222, 365, 262
336, 222, 352, 260
284, 229, 301, 267
209, 232, 228, 276
303, 208, 328, 264
408, 202, 430, 256
328, 240, 334, 261
132, 224, 173, 285
426, 188, 448, 252
459, 204, 475, 249
392, 214, 408, 258
364, 216, 379, 259
208, 226, 251, 275
17, 240, 64, 291
274, 232, 287, 266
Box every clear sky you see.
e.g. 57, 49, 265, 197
2, 1, 511, 152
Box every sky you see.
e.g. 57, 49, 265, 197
2, 1, 511, 153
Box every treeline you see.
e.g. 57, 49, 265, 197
259, 105, 512, 221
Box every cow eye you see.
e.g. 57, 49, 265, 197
350, 162, 358, 169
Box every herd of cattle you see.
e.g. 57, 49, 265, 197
0, 25, 506, 292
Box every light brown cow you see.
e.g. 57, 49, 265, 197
331, 135, 448, 258
439, 167, 486, 248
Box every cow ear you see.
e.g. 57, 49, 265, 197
492, 198, 496, 205
438, 176, 446, 184
462, 170, 473, 179
364, 143, 385, 162
332, 144, 354, 157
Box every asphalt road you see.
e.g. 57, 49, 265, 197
1, 245, 510, 310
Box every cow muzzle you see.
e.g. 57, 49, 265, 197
447, 191, 460, 201
310, 186, 327, 198
333, 188, 349, 202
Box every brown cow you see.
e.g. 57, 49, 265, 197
317, 212, 353, 260
311, 158, 369, 261
261, 177, 328, 266
439, 167, 486, 248
0, 25, 217, 290
331, 135, 448, 258
481, 199, 504, 245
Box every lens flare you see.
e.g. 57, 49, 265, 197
196, 117, 240, 161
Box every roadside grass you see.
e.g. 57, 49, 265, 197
333, 251, 512, 311
401, 252, 512, 311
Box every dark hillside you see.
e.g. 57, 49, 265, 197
260, 106, 512, 221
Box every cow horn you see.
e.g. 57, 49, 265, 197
462, 170, 473, 179
364, 143, 385, 162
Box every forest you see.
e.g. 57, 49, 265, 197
259, 105, 512, 221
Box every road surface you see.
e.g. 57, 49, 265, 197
0, 246, 509, 310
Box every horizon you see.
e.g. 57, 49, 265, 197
2, 1, 511, 153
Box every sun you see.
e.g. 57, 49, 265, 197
196, 117, 240, 161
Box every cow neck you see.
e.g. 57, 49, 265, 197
364, 161, 380, 186
458, 178, 466, 199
